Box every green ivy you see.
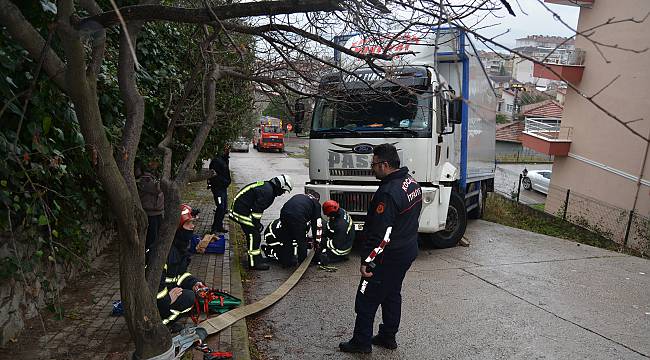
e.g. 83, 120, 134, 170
1, 2, 255, 290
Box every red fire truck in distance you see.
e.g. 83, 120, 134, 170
253, 116, 285, 152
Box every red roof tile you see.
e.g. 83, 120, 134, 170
496, 121, 525, 143
522, 100, 564, 118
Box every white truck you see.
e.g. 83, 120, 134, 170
296, 28, 496, 248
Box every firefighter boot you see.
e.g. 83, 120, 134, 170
372, 334, 398, 350
249, 261, 270, 271
249, 254, 269, 270
339, 340, 371, 354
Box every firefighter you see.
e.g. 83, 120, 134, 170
339, 143, 422, 353
260, 218, 287, 262
208, 146, 231, 234
229, 175, 293, 270
276, 193, 322, 267
156, 204, 206, 331
318, 200, 354, 265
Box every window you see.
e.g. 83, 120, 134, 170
506, 104, 514, 112
311, 86, 432, 135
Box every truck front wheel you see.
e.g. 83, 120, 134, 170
428, 191, 467, 248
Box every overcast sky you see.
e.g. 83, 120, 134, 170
472, 0, 580, 50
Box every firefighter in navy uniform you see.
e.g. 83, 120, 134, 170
261, 194, 323, 267
318, 200, 354, 265
277, 193, 322, 267
339, 143, 422, 354
155, 204, 206, 331
208, 145, 231, 234
229, 175, 293, 270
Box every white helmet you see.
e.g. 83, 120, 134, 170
272, 174, 293, 194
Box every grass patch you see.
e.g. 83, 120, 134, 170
529, 203, 545, 212
484, 193, 631, 254
227, 184, 249, 283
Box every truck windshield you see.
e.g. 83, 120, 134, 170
262, 126, 282, 133
311, 86, 432, 137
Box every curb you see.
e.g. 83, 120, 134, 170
227, 226, 251, 360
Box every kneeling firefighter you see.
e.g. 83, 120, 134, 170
261, 218, 287, 262
229, 175, 293, 270
155, 204, 206, 330
319, 200, 354, 265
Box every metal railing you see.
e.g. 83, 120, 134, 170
567, 48, 586, 66
507, 173, 649, 255
538, 48, 585, 66
524, 117, 573, 141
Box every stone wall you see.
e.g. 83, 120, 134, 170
0, 221, 116, 345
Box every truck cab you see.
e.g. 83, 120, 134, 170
300, 28, 496, 248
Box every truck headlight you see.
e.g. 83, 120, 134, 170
423, 191, 434, 204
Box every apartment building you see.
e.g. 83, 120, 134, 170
522, 0, 650, 251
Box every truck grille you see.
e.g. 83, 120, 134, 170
331, 191, 373, 213
329, 169, 374, 177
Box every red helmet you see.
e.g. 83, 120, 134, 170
179, 204, 194, 228
322, 200, 340, 216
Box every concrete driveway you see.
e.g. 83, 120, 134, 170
228, 141, 650, 360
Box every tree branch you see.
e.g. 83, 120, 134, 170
76, 0, 344, 29
462, 26, 649, 142
158, 34, 218, 183
223, 22, 396, 62
174, 63, 221, 187
0, 0, 67, 92
117, 21, 146, 196
79, 0, 107, 77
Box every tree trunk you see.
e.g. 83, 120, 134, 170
117, 214, 172, 357
54, 1, 171, 357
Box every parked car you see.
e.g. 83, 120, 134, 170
231, 137, 250, 152
522, 170, 552, 195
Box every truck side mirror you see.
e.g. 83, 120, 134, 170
294, 100, 305, 134
449, 97, 463, 124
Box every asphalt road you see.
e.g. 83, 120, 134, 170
494, 163, 552, 205
228, 140, 649, 360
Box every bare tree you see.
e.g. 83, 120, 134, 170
1, 0, 647, 358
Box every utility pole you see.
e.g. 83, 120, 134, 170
511, 83, 525, 120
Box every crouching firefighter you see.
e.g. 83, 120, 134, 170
155, 204, 207, 331
275, 193, 322, 267
318, 200, 354, 265
229, 175, 293, 270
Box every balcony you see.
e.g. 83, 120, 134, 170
521, 118, 572, 156
544, 0, 593, 7
533, 49, 585, 84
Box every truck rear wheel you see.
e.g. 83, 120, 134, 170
467, 182, 486, 219
429, 191, 467, 248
